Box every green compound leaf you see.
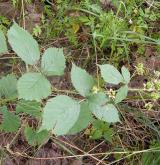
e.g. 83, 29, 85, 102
88, 93, 119, 123
16, 100, 42, 118
71, 64, 95, 97
40, 95, 80, 136
0, 106, 20, 132
121, 66, 131, 84
7, 22, 40, 65
17, 73, 51, 101
24, 126, 49, 146
0, 74, 18, 99
99, 64, 123, 85
41, 48, 66, 76
0, 30, 8, 55
115, 85, 128, 104
68, 102, 92, 134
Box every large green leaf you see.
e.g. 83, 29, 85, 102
68, 102, 92, 134
7, 22, 40, 65
88, 93, 119, 123
0, 106, 20, 132
0, 30, 8, 55
24, 126, 49, 146
121, 66, 130, 84
16, 100, 42, 118
115, 85, 128, 104
17, 73, 51, 101
0, 74, 17, 99
99, 64, 123, 85
40, 95, 80, 135
41, 48, 66, 76
71, 64, 95, 97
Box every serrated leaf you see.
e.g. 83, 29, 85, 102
92, 104, 119, 123
68, 102, 92, 134
16, 100, 42, 117
115, 85, 128, 104
24, 127, 49, 146
40, 95, 80, 135
17, 73, 51, 101
88, 93, 119, 123
0, 106, 20, 132
0, 74, 17, 99
99, 64, 123, 85
71, 64, 95, 97
0, 30, 8, 55
41, 48, 66, 76
7, 22, 40, 65
91, 120, 113, 142
121, 66, 130, 84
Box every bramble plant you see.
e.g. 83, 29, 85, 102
0, 22, 140, 146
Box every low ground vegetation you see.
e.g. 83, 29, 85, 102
0, 0, 160, 164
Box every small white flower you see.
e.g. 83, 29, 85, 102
129, 19, 133, 24
107, 89, 116, 99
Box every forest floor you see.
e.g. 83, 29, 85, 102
0, 0, 160, 165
